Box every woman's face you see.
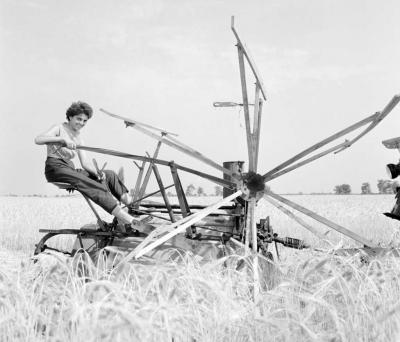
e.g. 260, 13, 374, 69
68, 113, 89, 132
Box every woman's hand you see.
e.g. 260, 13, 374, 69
63, 138, 76, 150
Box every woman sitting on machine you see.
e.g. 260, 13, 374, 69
34, 101, 143, 230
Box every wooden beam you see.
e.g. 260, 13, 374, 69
264, 190, 377, 248
75, 145, 236, 188
101, 108, 236, 178
231, 16, 267, 100
238, 45, 255, 172
262, 112, 379, 180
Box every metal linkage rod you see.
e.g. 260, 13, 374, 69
264, 190, 377, 248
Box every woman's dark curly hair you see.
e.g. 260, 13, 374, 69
66, 101, 93, 121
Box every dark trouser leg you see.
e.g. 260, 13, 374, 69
102, 170, 129, 201
45, 160, 119, 214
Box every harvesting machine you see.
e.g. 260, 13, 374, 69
34, 17, 400, 267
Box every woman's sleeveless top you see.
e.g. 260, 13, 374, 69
47, 123, 80, 160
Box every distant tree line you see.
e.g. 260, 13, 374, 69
333, 180, 399, 195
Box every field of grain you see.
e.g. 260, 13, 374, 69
1, 195, 400, 341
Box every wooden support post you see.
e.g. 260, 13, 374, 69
237, 45, 254, 172
249, 198, 259, 300
138, 140, 163, 200
255, 99, 263, 171
251, 85, 262, 172
265, 190, 377, 247
152, 163, 176, 223
170, 163, 194, 237
132, 160, 146, 203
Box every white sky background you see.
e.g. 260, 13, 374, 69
1, 0, 400, 196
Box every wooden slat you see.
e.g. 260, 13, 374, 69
264, 191, 377, 248
263, 195, 328, 240
238, 46, 255, 172
170, 164, 193, 236
100, 108, 178, 136
262, 112, 379, 180
133, 190, 243, 259
101, 108, 236, 178
75, 145, 235, 188
138, 141, 162, 199
265, 140, 349, 182
255, 100, 263, 171
121, 191, 242, 261
252, 86, 262, 172
152, 164, 176, 222
130, 184, 174, 206
231, 16, 267, 100
335, 95, 400, 153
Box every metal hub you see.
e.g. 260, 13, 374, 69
240, 172, 265, 201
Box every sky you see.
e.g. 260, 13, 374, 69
1, 0, 400, 196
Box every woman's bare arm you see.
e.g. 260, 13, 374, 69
35, 125, 76, 149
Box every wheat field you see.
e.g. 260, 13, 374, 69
1, 195, 400, 341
